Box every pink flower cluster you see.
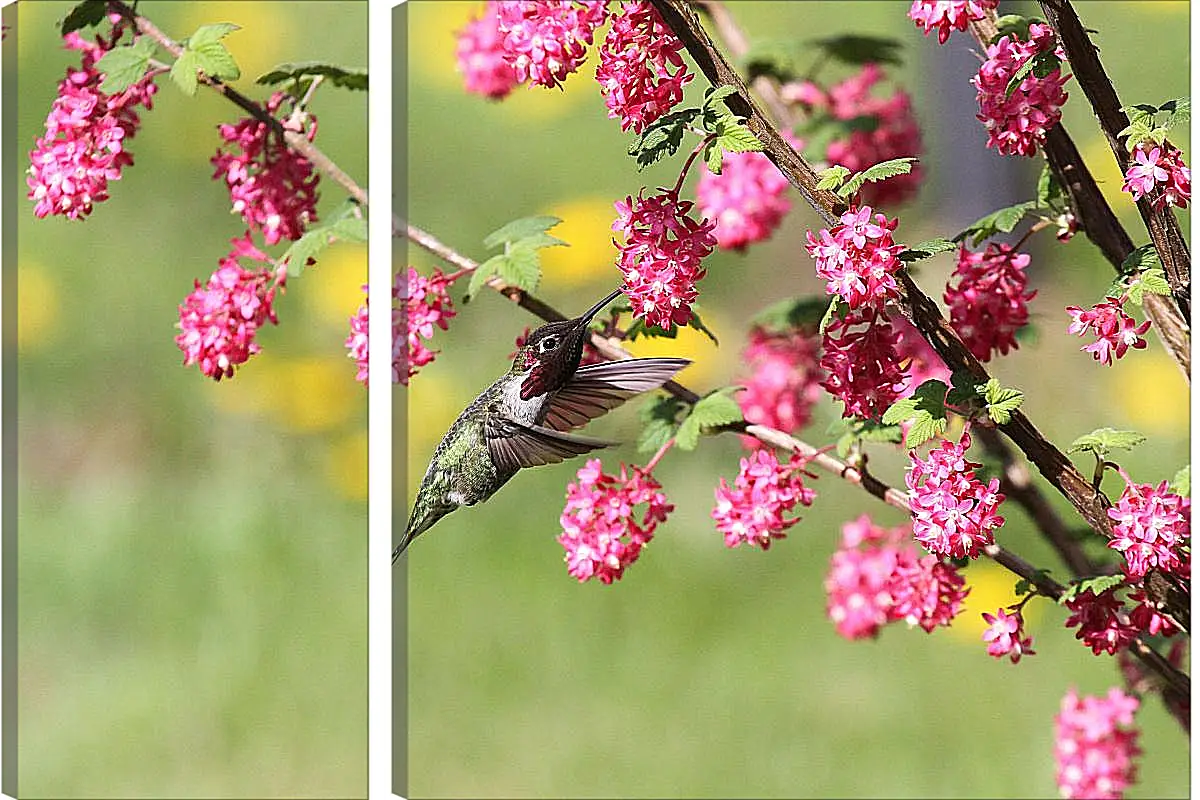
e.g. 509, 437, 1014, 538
805, 206, 905, 309
711, 449, 817, 550
1122, 143, 1191, 211
973, 23, 1070, 157
27, 23, 158, 220
908, 0, 999, 44
211, 92, 319, 246
981, 607, 1035, 663
1107, 478, 1190, 579
945, 243, 1036, 361
558, 458, 673, 584
1065, 296, 1150, 366
613, 189, 716, 330
1126, 588, 1180, 638
495, 0, 608, 89
175, 236, 285, 381
825, 514, 968, 640
595, 1, 691, 133
1054, 688, 1141, 800
696, 137, 796, 250
346, 284, 369, 386
893, 315, 950, 396
456, 1, 521, 99
736, 326, 823, 443
820, 309, 907, 420
1063, 587, 1137, 656
906, 431, 1006, 559
400, 267, 457, 385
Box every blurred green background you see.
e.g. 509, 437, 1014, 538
14, 2, 367, 796
401, 2, 1188, 798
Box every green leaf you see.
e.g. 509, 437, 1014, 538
638, 395, 686, 454
816, 165, 852, 192
1004, 54, 1039, 99
881, 380, 949, 448
483, 216, 562, 249
957, 202, 1036, 247
96, 38, 157, 94
628, 108, 697, 170
810, 35, 903, 67
192, 41, 241, 82
494, 243, 542, 293
280, 216, 367, 277
465, 254, 503, 301
1036, 164, 1065, 207
686, 310, 720, 346
1120, 243, 1161, 274
750, 296, 829, 334
61, 0, 108, 36
839, 157, 917, 199
945, 370, 983, 408
831, 417, 904, 458
818, 297, 847, 336
703, 85, 739, 109
1013, 567, 1052, 597
188, 22, 240, 48
703, 139, 724, 174
1059, 574, 1125, 604
1170, 464, 1190, 497
1128, 267, 1171, 305
898, 237, 957, 262
170, 50, 201, 95
675, 388, 744, 451
1158, 97, 1190, 130
982, 379, 1023, 425
715, 118, 763, 154
625, 318, 678, 340
1067, 428, 1147, 457
992, 15, 1035, 41
257, 61, 369, 91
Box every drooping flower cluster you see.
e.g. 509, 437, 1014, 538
973, 23, 1070, 157
1122, 143, 1191, 211
944, 243, 1036, 361
401, 267, 457, 385
595, 1, 691, 133
558, 458, 673, 584
612, 188, 717, 330
346, 284, 370, 386
696, 134, 799, 250
820, 309, 907, 420
906, 430, 1006, 559
456, 1, 521, 99
175, 236, 285, 381
711, 449, 817, 550
892, 315, 950, 397
825, 514, 968, 640
1065, 296, 1150, 366
211, 92, 320, 246
495, 0, 609, 89
1126, 588, 1180, 638
981, 607, 1035, 663
736, 326, 823, 444
1054, 688, 1141, 800
806, 206, 905, 309
1107, 478, 1190, 579
1063, 587, 1138, 656
908, 0, 999, 44
27, 22, 159, 220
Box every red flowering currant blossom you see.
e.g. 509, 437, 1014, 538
805, 205, 905, 310
400, 267, 456, 386
1054, 688, 1141, 800
1122, 143, 1191, 211
612, 188, 717, 330
558, 458, 673, 584
973, 23, 1070, 157
1106, 478, 1189, 580
696, 132, 801, 250
1126, 589, 1180, 638
457, 1, 522, 99
711, 449, 817, 550
595, 1, 691, 133
981, 607, 1035, 663
27, 22, 158, 220
908, 0, 999, 44
345, 284, 369, 387
211, 92, 320, 246
888, 549, 969, 632
944, 243, 1036, 362
735, 326, 823, 446
892, 315, 950, 398
175, 235, 285, 381
1063, 587, 1138, 656
495, 0, 608, 90
820, 308, 907, 420
1065, 296, 1150, 366
906, 430, 1006, 560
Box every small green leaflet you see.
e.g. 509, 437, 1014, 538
1120, 243, 1161, 274
992, 14, 1036, 42
829, 417, 904, 459
257, 61, 369, 92
1036, 164, 1065, 208
466, 216, 564, 300
61, 0, 107, 36
1170, 464, 1190, 497
816, 165, 851, 192
881, 380, 949, 448
1104, 244, 1163, 300
637, 394, 687, 454
281, 214, 367, 276
1013, 567, 1053, 597
1118, 98, 1190, 146
628, 108, 698, 170
898, 238, 957, 263
675, 388, 744, 451
1005, 50, 1060, 99
1066, 428, 1147, 457
810, 35, 903, 67
818, 297, 848, 336
625, 317, 678, 341
750, 296, 829, 334
956, 201, 1035, 247
699, 86, 761, 173
482, 215, 564, 249
96, 38, 158, 94
981, 378, 1023, 425
171, 23, 241, 95
1127, 268, 1171, 305
945, 370, 982, 409
838, 157, 917, 199
1058, 574, 1125, 604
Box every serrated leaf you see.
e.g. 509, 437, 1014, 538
832, 417, 905, 458
626, 318, 678, 340
811, 34, 903, 67
1066, 428, 1146, 456
629, 108, 697, 170
675, 389, 744, 451
61, 0, 107, 36
703, 85, 739, 109
1005, 53, 1039, 99
816, 165, 852, 192
257, 61, 369, 91
716, 120, 762, 154
982, 379, 1023, 425
1117, 119, 1155, 143
704, 139, 724, 174
1170, 464, 1190, 497
992, 14, 1034, 41
1128, 267, 1171, 305
1120, 243, 1161, 275
957, 202, 1035, 246
750, 296, 829, 334
638, 395, 685, 454
483, 216, 561, 249
1030, 50, 1061, 80
899, 237, 957, 262
170, 50, 201, 95
188, 22, 239, 48
1159, 97, 1190, 129
838, 157, 917, 200
1058, 574, 1125, 604
495, 242, 542, 293
279, 216, 367, 277
945, 369, 983, 408
192, 41, 241, 82
1036, 164, 1065, 207
882, 380, 948, 447
465, 254, 503, 301
95, 38, 157, 94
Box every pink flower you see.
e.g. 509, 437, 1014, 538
1065, 296, 1150, 366
613, 188, 717, 330
399, 267, 456, 385
945, 243, 1036, 361
973, 23, 1070, 157
27, 24, 158, 220
1126, 589, 1180, 638
906, 430, 1006, 559
595, 1, 691, 133
825, 545, 899, 640
711, 449, 817, 550
819, 307, 907, 420
495, 0, 608, 90
908, 0, 999, 44
888, 549, 969, 632
981, 607, 1035, 663
456, 1, 522, 99
346, 284, 369, 386
1122, 143, 1190, 210
211, 92, 319, 246
1063, 587, 1138, 656
805, 205, 905, 310
1055, 688, 1141, 799
1106, 479, 1189, 579
175, 236, 285, 381
736, 326, 823, 444
558, 458, 673, 584
696, 138, 796, 250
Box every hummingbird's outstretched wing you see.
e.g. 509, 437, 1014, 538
542, 357, 691, 431
486, 417, 614, 473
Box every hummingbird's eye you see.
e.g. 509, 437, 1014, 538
539, 336, 559, 353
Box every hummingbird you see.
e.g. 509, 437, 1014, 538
394, 289, 689, 562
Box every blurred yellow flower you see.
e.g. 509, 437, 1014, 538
538, 196, 620, 290
620, 307, 730, 388
300, 242, 368, 327
208, 355, 361, 432
1111, 350, 1189, 432
17, 262, 59, 351
945, 559, 1043, 642
327, 430, 368, 500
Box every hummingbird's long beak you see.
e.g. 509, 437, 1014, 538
574, 289, 623, 327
